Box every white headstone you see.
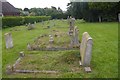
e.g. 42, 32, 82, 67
4, 33, 13, 49
80, 32, 93, 67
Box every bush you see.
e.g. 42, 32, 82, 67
2, 16, 51, 28
2, 17, 23, 28
24, 16, 51, 24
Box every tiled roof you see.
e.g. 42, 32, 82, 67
0, 1, 20, 14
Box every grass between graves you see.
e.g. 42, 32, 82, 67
2, 20, 118, 78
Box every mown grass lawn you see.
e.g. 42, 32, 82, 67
2, 20, 118, 78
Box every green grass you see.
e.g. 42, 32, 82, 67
2, 20, 118, 78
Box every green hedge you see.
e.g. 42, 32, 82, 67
2, 16, 51, 28
2, 17, 23, 28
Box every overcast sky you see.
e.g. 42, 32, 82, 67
7, 0, 70, 11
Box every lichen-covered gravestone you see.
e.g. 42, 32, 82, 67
80, 32, 93, 72
4, 33, 13, 49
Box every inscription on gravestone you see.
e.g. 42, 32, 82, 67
80, 32, 93, 72
4, 33, 13, 49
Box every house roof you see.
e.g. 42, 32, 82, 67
0, 0, 20, 13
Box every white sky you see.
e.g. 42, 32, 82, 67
7, 0, 70, 11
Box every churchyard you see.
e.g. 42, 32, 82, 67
2, 19, 118, 78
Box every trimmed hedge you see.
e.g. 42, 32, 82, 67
2, 16, 51, 28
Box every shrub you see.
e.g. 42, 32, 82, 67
2, 17, 23, 28
2, 16, 51, 28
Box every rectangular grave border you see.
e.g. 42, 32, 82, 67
6, 52, 59, 74
6, 53, 81, 75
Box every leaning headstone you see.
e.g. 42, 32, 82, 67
4, 33, 13, 49
118, 13, 120, 22
80, 32, 93, 72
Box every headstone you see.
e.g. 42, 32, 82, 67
80, 32, 93, 72
70, 26, 80, 47
42, 20, 44, 25
19, 51, 25, 57
34, 21, 36, 24
73, 26, 80, 47
28, 23, 35, 30
6, 65, 13, 74
4, 33, 13, 49
118, 13, 120, 22
69, 17, 75, 30
27, 43, 32, 50
49, 36, 54, 44
68, 17, 75, 35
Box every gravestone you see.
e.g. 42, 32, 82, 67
49, 35, 54, 44
68, 17, 75, 35
4, 33, 13, 49
19, 51, 25, 57
80, 32, 93, 72
118, 13, 120, 22
27, 43, 32, 50
28, 23, 35, 30
73, 26, 80, 47
34, 21, 36, 24
70, 27, 79, 48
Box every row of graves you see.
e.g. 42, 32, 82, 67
5, 17, 93, 75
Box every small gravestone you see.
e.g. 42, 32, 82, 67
4, 33, 13, 49
27, 43, 32, 50
6, 65, 13, 75
49, 36, 54, 44
42, 20, 44, 25
73, 26, 80, 47
68, 17, 75, 35
118, 13, 120, 22
80, 32, 93, 72
19, 51, 25, 57
28, 23, 35, 30
34, 21, 36, 24
70, 26, 79, 48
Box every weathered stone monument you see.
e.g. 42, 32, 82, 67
79, 32, 93, 72
4, 33, 13, 49
70, 26, 80, 47
68, 16, 76, 35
